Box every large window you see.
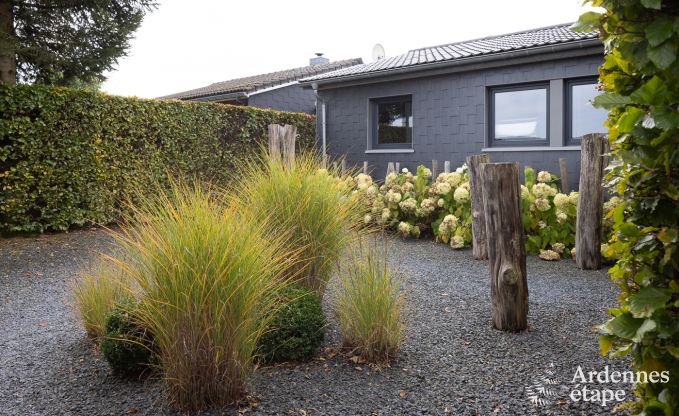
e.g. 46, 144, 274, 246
489, 84, 549, 146
567, 79, 608, 145
371, 96, 413, 148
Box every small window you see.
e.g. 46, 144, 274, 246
566, 79, 608, 145
489, 84, 549, 146
370, 96, 412, 148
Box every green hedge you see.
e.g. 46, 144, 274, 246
0, 84, 316, 232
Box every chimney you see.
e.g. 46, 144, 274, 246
310, 53, 329, 66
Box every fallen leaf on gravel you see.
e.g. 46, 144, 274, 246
399, 391, 407, 398
349, 355, 367, 364
127, 407, 139, 414
299, 410, 307, 416
354, 366, 363, 371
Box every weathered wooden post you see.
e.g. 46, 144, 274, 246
431, 160, 438, 181
576, 133, 608, 270
444, 161, 451, 173
481, 162, 528, 332
268, 124, 282, 161
281, 124, 297, 167
386, 162, 395, 177
363, 161, 369, 175
395, 162, 400, 173
559, 157, 569, 193
340, 159, 347, 176
467, 154, 490, 260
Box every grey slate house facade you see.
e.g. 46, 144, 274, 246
301, 24, 607, 188
160, 56, 362, 114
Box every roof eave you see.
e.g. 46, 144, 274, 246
300, 38, 603, 88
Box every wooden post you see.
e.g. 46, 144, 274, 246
386, 162, 395, 177
444, 161, 451, 173
431, 160, 438, 181
341, 159, 347, 176
559, 158, 569, 193
363, 161, 369, 174
281, 124, 297, 167
268, 124, 282, 161
481, 162, 528, 332
576, 133, 608, 270
467, 154, 490, 260
395, 162, 400, 173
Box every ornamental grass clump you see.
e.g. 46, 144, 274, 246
108, 181, 294, 412
73, 258, 133, 339
335, 237, 405, 363
238, 151, 362, 298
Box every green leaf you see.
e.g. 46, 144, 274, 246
593, 93, 632, 109
633, 319, 657, 342
620, 222, 641, 238
599, 335, 614, 356
606, 313, 644, 340
631, 76, 665, 105
572, 12, 601, 33
617, 107, 645, 133
641, 0, 661, 9
646, 18, 674, 46
647, 41, 678, 69
630, 287, 672, 318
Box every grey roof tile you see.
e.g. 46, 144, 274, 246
301, 23, 598, 83
160, 58, 362, 100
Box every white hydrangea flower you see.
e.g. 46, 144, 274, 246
556, 211, 568, 224
366, 185, 378, 196
403, 182, 415, 192
363, 214, 372, 225
435, 181, 452, 196
568, 191, 579, 205
420, 198, 437, 214
447, 172, 462, 187
532, 183, 557, 198
520, 185, 530, 200
386, 190, 402, 204
404, 172, 415, 183
537, 170, 552, 183
385, 172, 398, 187
381, 208, 391, 222
451, 235, 465, 249
538, 220, 547, 229
535, 197, 551, 212
603, 196, 622, 211
437, 198, 445, 207
401, 168, 409, 173
539, 249, 560, 261
357, 182, 370, 192
551, 243, 565, 254
420, 167, 432, 178
399, 198, 417, 213
453, 187, 470, 204
553, 193, 569, 209
398, 221, 411, 237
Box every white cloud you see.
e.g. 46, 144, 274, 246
101, 0, 598, 98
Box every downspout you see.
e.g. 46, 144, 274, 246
312, 83, 326, 157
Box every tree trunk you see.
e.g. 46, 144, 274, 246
466, 154, 489, 260
0, 0, 15, 84
576, 133, 608, 270
481, 162, 528, 332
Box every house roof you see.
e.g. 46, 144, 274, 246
301, 23, 599, 84
160, 58, 363, 100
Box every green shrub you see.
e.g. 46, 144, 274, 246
335, 236, 405, 363
576, 3, 679, 414
258, 284, 325, 363
72, 257, 132, 339
100, 301, 154, 375
238, 151, 362, 298
109, 180, 294, 412
0, 83, 316, 233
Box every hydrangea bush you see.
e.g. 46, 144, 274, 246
347, 163, 618, 260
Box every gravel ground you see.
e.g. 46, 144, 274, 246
1, 228, 632, 416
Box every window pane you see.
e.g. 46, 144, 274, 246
377, 100, 412, 144
494, 88, 547, 141
571, 83, 607, 139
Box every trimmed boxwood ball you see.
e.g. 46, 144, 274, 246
100, 302, 154, 375
258, 284, 325, 363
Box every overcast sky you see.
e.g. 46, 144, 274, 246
101, 0, 597, 99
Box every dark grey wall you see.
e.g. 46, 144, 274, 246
316, 54, 604, 190
248, 83, 316, 114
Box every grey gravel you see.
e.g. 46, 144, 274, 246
1, 229, 632, 415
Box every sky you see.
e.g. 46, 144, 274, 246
101, 0, 598, 99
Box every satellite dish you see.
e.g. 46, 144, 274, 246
372, 44, 385, 61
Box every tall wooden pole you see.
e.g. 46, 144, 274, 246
576, 133, 608, 270
467, 154, 490, 260
481, 162, 528, 332
559, 158, 569, 193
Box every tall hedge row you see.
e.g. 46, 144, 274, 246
0, 84, 316, 232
